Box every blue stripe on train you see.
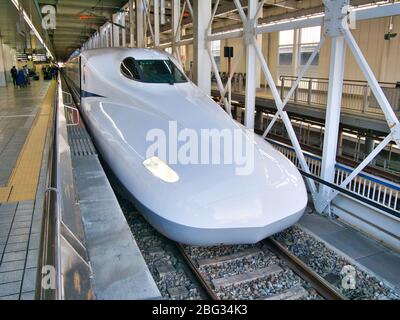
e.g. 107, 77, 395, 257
80, 89, 105, 98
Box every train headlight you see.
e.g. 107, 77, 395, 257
143, 157, 179, 183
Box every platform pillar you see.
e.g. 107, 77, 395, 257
317, 0, 348, 214
113, 13, 120, 47
193, 0, 212, 95
154, 0, 160, 47
337, 130, 344, 156
135, 0, 145, 48
365, 136, 375, 154
243, 0, 258, 130
0, 37, 6, 87
172, 0, 180, 57
255, 109, 263, 131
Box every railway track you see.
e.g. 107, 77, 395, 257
176, 239, 346, 300
122, 196, 346, 300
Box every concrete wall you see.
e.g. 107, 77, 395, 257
0, 38, 17, 86
0, 39, 5, 87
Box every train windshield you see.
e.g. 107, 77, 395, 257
121, 58, 188, 84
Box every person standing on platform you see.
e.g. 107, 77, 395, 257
16, 68, 26, 88
23, 66, 30, 86
51, 65, 58, 79
10, 66, 17, 86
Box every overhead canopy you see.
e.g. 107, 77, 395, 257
3, 0, 373, 61
37, 0, 128, 60
36, 0, 308, 61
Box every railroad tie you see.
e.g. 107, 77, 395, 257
263, 286, 309, 300
212, 264, 283, 290
197, 247, 263, 267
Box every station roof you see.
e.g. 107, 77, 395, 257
2, 0, 374, 62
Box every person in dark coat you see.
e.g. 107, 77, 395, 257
23, 66, 30, 85
51, 65, 58, 79
16, 69, 26, 88
10, 66, 17, 86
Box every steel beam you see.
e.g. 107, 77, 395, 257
113, 13, 120, 47
193, 0, 212, 95
172, 0, 181, 58
136, 0, 145, 47
154, 0, 160, 47
129, 0, 135, 47
207, 2, 400, 42
318, 36, 346, 214
243, 0, 258, 130
316, 0, 349, 214
343, 28, 400, 146
160, 0, 166, 25
121, 10, 126, 47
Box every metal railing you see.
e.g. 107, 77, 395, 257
279, 76, 400, 116
269, 139, 400, 215
36, 82, 60, 300
212, 72, 246, 93
62, 91, 80, 127
36, 78, 93, 300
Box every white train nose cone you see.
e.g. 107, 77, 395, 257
139, 144, 308, 246
140, 184, 307, 245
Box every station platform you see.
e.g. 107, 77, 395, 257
1, 78, 161, 300
66, 121, 161, 300
0, 81, 52, 194
45, 78, 160, 300
212, 87, 395, 134
0, 80, 55, 299
299, 213, 400, 291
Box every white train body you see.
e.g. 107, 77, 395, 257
64, 48, 307, 245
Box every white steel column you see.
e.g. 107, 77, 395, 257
101, 28, 104, 48
193, 0, 212, 95
292, 29, 300, 78
318, 36, 346, 213
121, 10, 126, 47
136, 0, 145, 48
129, 0, 135, 47
113, 13, 120, 47
317, 0, 348, 214
160, 0, 166, 25
255, 12, 263, 89
108, 24, 113, 47
244, 0, 258, 129
154, 0, 160, 47
172, 0, 180, 57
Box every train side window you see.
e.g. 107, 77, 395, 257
121, 57, 141, 81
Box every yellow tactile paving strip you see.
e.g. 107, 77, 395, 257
0, 187, 11, 202
0, 81, 56, 202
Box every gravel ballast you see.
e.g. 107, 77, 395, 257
273, 224, 400, 300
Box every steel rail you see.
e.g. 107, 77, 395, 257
176, 239, 347, 301
264, 239, 347, 301
175, 243, 220, 300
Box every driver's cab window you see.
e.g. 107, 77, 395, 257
121, 57, 141, 80
120, 57, 188, 84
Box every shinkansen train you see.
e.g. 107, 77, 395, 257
63, 48, 307, 245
